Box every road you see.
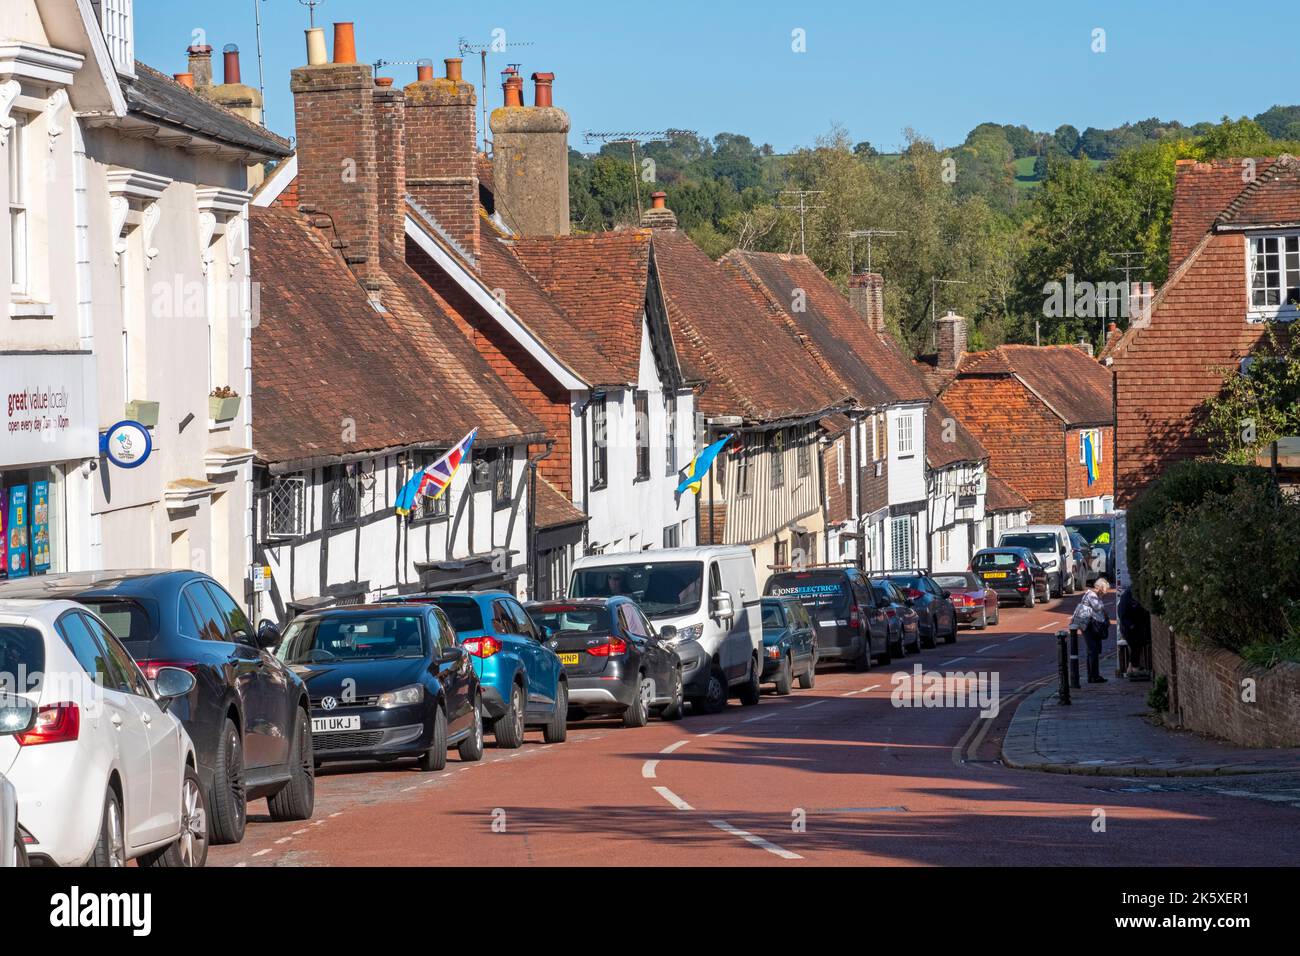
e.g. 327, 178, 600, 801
210, 596, 1300, 866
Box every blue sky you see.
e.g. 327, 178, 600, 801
135, 0, 1299, 153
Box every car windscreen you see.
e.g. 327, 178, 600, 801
570, 562, 704, 619
934, 573, 979, 591
761, 602, 785, 629
529, 605, 612, 635
0, 626, 43, 693
75, 598, 157, 650
427, 598, 486, 634
1065, 521, 1112, 546
765, 572, 851, 614
1000, 533, 1057, 553
276, 615, 428, 663
974, 551, 1023, 569
883, 575, 925, 593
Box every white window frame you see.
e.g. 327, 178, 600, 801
1078, 429, 1103, 465
8, 112, 27, 297
836, 438, 845, 486
896, 414, 914, 456
1246, 231, 1300, 322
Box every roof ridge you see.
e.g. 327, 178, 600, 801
1214, 154, 1295, 227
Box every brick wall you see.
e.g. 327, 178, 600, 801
404, 77, 479, 259
1065, 425, 1115, 500
373, 82, 406, 251
290, 63, 380, 288
1029, 497, 1065, 524
824, 437, 850, 523
1152, 615, 1300, 747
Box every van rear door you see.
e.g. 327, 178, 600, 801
720, 556, 758, 683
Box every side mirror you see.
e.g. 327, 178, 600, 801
0, 694, 36, 736
539, 624, 556, 642
153, 666, 196, 710
256, 619, 281, 649
438, 646, 465, 666
658, 624, 678, 643
711, 592, 734, 621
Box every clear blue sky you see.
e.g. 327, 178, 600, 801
135, 0, 1299, 153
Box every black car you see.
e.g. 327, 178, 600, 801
760, 596, 818, 693
274, 604, 484, 771
870, 571, 958, 648
871, 580, 922, 656
971, 548, 1050, 606
763, 566, 891, 670
526, 598, 683, 726
0, 570, 313, 845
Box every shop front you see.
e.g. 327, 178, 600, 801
0, 353, 99, 579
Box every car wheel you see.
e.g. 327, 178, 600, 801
876, 632, 893, 666
140, 765, 209, 868
492, 682, 526, 749
87, 789, 126, 868
659, 668, 685, 721
908, 626, 922, 654
418, 704, 449, 772
268, 709, 315, 822
459, 693, 487, 760
738, 656, 761, 706
1025, 586, 1036, 608
797, 654, 817, 689
208, 718, 246, 846
853, 633, 873, 671
542, 683, 568, 743
691, 665, 728, 715
921, 615, 937, 649
976, 608, 988, 630
773, 654, 793, 695
622, 674, 651, 727
889, 628, 904, 658
943, 615, 958, 644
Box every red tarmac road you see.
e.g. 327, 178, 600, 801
210, 596, 1300, 866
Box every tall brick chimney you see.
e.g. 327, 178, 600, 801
848, 272, 886, 334
490, 71, 571, 237
937, 310, 968, 369
640, 191, 677, 230
208, 44, 263, 125
290, 22, 381, 290
373, 76, 406, 253
404, 57, 480, 259
187, 43, 213, 90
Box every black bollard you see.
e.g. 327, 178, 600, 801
1056, 630, 1071, 705
1069, 628, 1081, 689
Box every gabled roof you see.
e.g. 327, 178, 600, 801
1169, 158, 1277, 269
250, 206, 542, 467
535, 476, 587, 530
927, 395, 988, 468
1214, 154, 1300, 231
650, 229, 850, 424
985, 473, 1031, 513
951, 344, 1113, 427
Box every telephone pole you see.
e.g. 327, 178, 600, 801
778, 190, 827, 256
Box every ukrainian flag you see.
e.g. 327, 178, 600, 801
676, 436, 732, 497
1083, 431, 1098, 486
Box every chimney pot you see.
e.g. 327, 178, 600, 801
532, 71, 555, 107
174, 72, 195, 89
503, 74, 524, 107
222, 44, 242, 85
332, 22, 357, 64
651, 191, 667, 209
445, 57, 463, 83
375, 76, 394, 87
304, 27, 328, 66
416, 61, 433, 81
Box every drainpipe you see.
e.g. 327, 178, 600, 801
576, 390, 601, 553
527, 441, 553, 601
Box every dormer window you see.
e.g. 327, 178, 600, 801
1247, 233, 1300, 320
92, 0, 136, 78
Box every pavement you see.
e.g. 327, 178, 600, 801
1002, 658, 1300, 776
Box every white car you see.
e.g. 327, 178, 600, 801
998, 525, 1080, 599
0, 769, 19, 867
0, 599, 208, 867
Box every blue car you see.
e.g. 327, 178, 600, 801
760, 596, 818, 694
382, 591, 567, 748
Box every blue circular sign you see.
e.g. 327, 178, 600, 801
102, 420, 153, 469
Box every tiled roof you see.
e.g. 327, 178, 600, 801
650, 229, 850, 423
535, 476, 587, 529
1169, 158, 1276, 270
955, 344, 1113, 426
1215, 154, 1300, 230
927, 395, 988, 468
985, 473, 1031, 512
250, 207, 542, 465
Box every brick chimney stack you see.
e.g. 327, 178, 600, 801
209, 44, 263, 125
848, 272, 886, 334
490, 71, 571, 237
1075, 337, 1095, 357
187, 43, 213, 90
640, 191, 677, 230
937, 310, 968, 369
373, 76, 407, 253
404, 57, 480, 259
290, 22, 382, 290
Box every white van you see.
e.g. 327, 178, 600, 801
998, 525, 1079, 598
569, 547, 764, 714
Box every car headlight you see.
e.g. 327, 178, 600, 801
377, 684, 425, 708
671, 623, 704, 645
1044, 560, 1057, 569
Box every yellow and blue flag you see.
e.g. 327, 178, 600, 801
1083, 431, 1098, 486
676, 435, 732, 497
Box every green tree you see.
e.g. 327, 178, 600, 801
1198, 323, 1300, 465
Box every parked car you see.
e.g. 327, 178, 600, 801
759, 596, 818, 693
569, 548, 763, 715
998, 526, 1078, 598
932, 572, 1000, 629
527, 598, 684, 725
275, 604, 484, 771
0, 571, 314, 845
0, 600, 208, 867
764, 565, 891, 670
1064, 515, 1118, 581
871, 579, 921, 656
384, 591, 567, 747
870, 571, 958, 648
972, 548, 1050, 607
0, 756, 21, 867
1068, 532, 1098, 587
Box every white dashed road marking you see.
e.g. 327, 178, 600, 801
941, 658, 966, 666
697, 726, 730, 736
794, 700, 825, 710
653, 786, 694, 811
642, 760, 659, 779
660, 739, 689, 755
707, 819, 803, 860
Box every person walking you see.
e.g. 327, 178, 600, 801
1117, 583, 1151, 679
1080, 578, 1112, 682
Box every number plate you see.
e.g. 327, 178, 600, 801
312, 715, 361, 733
558, 653, 581, 665
983, 572, 1008, 579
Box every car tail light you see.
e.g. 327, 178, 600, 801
137, 659, 200, 680
462, 637, 502, 658
904, 588, 923, 600
587, 637, 628, 657
16, 702, 80, 746
1017, 561, 1028, 572
849, 605, 861, 628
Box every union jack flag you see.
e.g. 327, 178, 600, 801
395, 429, 477, 516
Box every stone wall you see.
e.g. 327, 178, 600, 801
1152, 616, 1300, 748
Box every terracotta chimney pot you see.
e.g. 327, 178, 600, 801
445, 57, 463, 83
417, 61, 433, 81
222, 45, 241, 85
651, 191, 667, 210
532, 71, 554, 107
173, 72, 195, 89
503, 74, 524, 107
332, 22, 357, 64
375, 76, 394, 87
